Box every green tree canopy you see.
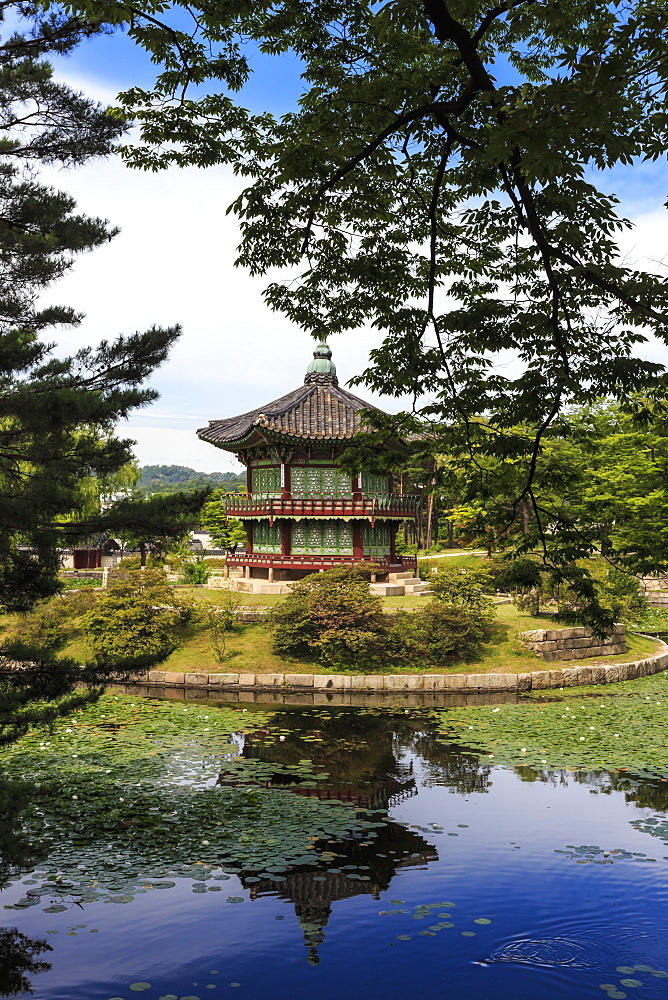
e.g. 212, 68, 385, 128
51, 0, 668, 618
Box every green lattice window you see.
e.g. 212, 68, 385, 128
290, 466, 353, 496
361, 472, 388, 494
252, 466, 281, 495
292, 520, 354, 554
253, 520, 281, 552
363, 522, 391, 557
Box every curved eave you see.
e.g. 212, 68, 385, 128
196, 424, 366, 451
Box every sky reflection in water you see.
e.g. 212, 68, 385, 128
1, 702, 668, 1000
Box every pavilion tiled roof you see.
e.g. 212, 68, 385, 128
197, 372, 380, 448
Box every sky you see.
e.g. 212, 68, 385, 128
34, 20, 668, 474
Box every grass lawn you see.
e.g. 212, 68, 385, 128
50, 601, 662, 677
3, 585, 661, 678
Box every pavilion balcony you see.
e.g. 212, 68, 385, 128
220, 492, 420, 521
225, 552, 417, 572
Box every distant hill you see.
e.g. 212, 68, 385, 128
137, 465, 245, 496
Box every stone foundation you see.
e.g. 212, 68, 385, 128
520, 625, 627, 661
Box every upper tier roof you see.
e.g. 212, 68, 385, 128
197, 340, 381, 450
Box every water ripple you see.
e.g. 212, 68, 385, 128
489, 937, 594, 968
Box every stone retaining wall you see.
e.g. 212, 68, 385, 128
139, 646, 668, 694
520, 625, 626, 661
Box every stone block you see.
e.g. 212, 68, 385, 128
574, 666, 592, 684
185, 672, 209, 686
147, 670, 166, 683
422, 674, 446, 691
466, 673, 517, 692
603, 664, 625, 683
612, 624, 626, 635
255, 673, 284, 688
314, 674, 352, 690
561, 667, 579, 687
283, 673, 304, 687
351, 674, 385, 690
517, 673, 532, 691
163, 671, 185, 685
384, 675, 421, 691
208, 673, 239, 687
571, 636, 595, 649
289, 674, 314, 688
238, 690, 256, 702
520, 629, 547, 642
540, 651, 563, 662
531, 670, 564, 690
609, 644, 627, 656
589, 666, 606, 684
238, 673, 257, 687
441, 674, 467, 690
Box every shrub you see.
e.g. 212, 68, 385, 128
180, 558, 210, 585
82, 568, 189, 662
196, 591, 241, 662
429, 566, 496, 620
268, 566, 388, 670
390, 602, 491, 666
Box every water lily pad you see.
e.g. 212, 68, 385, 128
619, 981, 642, 988
396, 935, 412, 941
461, 931, 476, 937
474, 918, 492, 925
130, 984, 152, 992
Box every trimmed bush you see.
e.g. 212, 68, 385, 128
268, 566, 388, 670
429, 566, 496, 620
82, 569, 189, 662
390, 602, 492, 666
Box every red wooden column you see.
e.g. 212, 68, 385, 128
353, 522, 364, 559
281, 520, 291, 557
389, 523, 397, 564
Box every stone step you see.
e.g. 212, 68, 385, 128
388, 572, 416, 582
404, 584, 429, 594
369, 583, 406, 596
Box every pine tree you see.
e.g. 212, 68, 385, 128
0, 7, 186, 610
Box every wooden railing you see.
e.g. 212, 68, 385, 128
220, 492, 420, 520
225, 553, 417, 571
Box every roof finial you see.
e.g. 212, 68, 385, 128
305, 334, 338, 384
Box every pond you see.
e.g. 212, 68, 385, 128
1, 685, 668, 1000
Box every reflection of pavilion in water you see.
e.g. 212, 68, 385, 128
241, 821, 437, 965
217, 710, 439, 963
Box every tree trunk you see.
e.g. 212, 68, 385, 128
521, 495, 531, 535
139, 541, 147, 567
425, 491, 434, 549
